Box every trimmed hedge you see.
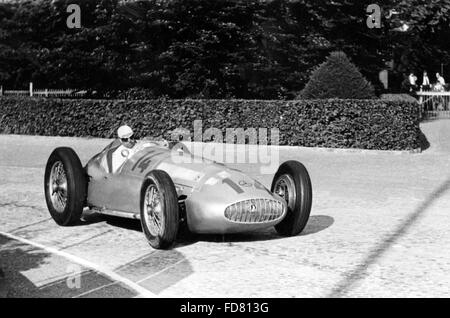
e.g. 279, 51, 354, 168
0, 97, 421, 150
380, 94, 418, 103
299, 51, 375, 100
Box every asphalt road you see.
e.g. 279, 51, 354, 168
1, 120, 450, 297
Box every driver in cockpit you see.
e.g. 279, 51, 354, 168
117, 125, 136, 148
100, 125, 137, 174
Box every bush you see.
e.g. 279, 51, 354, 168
298, 51, 375, 100
105, 88, 158, 100
0, 97, 421, 150
381, 94, 418, 103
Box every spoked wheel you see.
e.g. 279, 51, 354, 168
271, 161, 312, 236
44, 147, 87, 226
140, 170, 179, 249
143, 184, 164, 236
49, 161, 68, 213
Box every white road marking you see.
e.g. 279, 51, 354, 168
0, 230, 156, 298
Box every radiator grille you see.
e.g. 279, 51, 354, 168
224, 199, 285, 223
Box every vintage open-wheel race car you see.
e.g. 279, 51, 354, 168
44, 126, 312, 249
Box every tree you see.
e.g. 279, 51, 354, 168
298, 51, 375, 99
387, 0, 450, 91
2, 0, 445, 98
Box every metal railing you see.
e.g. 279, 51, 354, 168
0, 83, 86, 98
417, 90, 450, 119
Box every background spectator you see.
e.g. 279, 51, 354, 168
422, 71, 430, 90
434, 73, 446, 91
408, 72, 418, 92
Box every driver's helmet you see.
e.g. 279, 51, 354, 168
117, 125, 133, 141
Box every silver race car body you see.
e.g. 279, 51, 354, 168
45, 126, 312, 249
85, 139, 287, 234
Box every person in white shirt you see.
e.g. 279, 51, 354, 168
434, 73, 446, 92
422, 71, 430, 89
408, 72, 418, 92
409, 73, 417, 85
436, 73, 446, 85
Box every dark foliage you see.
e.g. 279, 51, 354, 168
104, 88, 158, 100
0, 0, 397, 99
380, 93, 418, 103
0, 97, 421, 150
389, 0, 450, 92
298, 52, 375, 99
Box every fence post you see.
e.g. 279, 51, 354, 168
0, 85, 3, 97
418, 94, 424, 114
29, 82, 33, 97
45, 88, 48, 98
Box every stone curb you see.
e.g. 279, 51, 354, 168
183, 141, 422, 155
1, 134, 422, 155
287, 146, 422, 155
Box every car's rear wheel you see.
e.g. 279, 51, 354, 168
140, 170, 179, 249
44, 147, 87, 226
271, 161, 312, 236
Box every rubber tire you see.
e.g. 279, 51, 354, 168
140, 170, 179, 249
271, 160, 312, 236
44, 147, 87, 226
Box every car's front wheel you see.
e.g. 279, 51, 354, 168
44, 147, 87, 226
271, 160, 312, 236
140, 170, 179, 249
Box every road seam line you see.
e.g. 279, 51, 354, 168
72, 281, 118, 298
0, 231, 156, 298
136, 258, 187, 284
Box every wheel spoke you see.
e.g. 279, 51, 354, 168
57, 192, 66, 206
154, 209, 161, 220
153, 216, 161, 229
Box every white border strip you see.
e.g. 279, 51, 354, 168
0, 231, 156, 298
